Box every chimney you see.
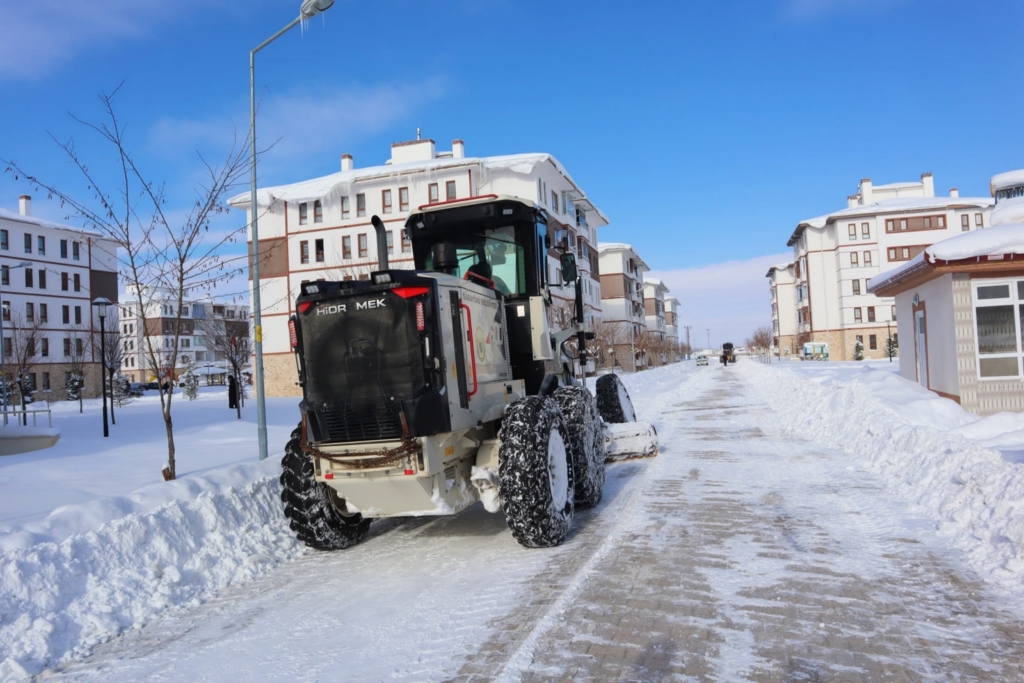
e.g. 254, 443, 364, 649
950, 187, 959, 198
859, 178, 873, 205
921, 172, 934, 197
452, 139, 465, 159
341, 154, 353, 172
18, 195, 31, 216
847, 194, 858, 209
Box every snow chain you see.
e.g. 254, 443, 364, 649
301, 419, 421, 470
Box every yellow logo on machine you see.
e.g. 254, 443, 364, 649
475, 326, 486, 361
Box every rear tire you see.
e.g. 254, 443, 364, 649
596, 374, 636, 423
553, 386, 605, 509
280, 426, 371, 551
499, 396, 575, 548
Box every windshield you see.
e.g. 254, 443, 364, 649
423, 225, 525, 296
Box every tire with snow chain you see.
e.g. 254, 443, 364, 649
280, 426, 371, 551
498, 396, 575, 548
553, 386, 605, 509
595, 374, 636, 424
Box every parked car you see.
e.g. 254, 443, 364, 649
143, 381, 160, 391
696, 355, 708, 366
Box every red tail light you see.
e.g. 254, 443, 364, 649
392, 286, 429, 299
288, 317, 298, 349
297, 301, 313, 314
416, 302, 425, 331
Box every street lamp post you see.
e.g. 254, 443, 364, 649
0, 261, 33, 423
706, 328, 711, 353
249, 0, 335, 461
887, 320, 894, 363
92, 297, 112, 437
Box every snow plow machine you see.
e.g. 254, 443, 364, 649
280, 195, 657, 551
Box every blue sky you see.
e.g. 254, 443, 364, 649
1, 0, 1022, 344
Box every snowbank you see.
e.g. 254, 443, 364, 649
744, 361, 1024, 594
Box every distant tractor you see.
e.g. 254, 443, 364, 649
720, 342, 735, 365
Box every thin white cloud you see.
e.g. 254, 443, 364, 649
648, 252, 791, 350
783, 0, 908, 20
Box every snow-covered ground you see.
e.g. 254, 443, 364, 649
4, 361, 1024, 679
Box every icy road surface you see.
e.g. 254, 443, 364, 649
41, 365, 1024, 681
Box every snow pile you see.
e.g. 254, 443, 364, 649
744, 361, 1024, 592
0, 460, 301, 679
927, 222, 1024, 261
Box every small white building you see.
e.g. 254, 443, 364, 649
665, 297, 681, 351
0, 195, 119, 399
784, 174, 992, 360
228, 137, 608, 396
870, 169, 1024, 415
766, 262, 797, 356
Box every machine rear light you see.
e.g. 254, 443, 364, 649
416, 302, 425, 331
392, 286, 429, 299
297, 301, 313, 314
288, 318, 298, 349
404, 469, 415, 475
324, 472, 334, 480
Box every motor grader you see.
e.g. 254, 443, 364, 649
281, 195, 657, 550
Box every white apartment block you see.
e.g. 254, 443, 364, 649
664, 296, 680, 346
227, 137, 608, 396
766, 261, 797, 356
642, 278, 668, 338
0, 195, 119, 399
119, 285, 249, 383
784, 174, 993, 360
598, 243, 649, 371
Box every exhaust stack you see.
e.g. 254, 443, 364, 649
371, 215, 389, 271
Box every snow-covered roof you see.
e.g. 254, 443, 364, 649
0, 207, 104, 238
765, 261, 794, 278
873, 181, 922, 190
597, 242, 633, 252
869, 223, 1024, 294
991, 197, 1024, 227
787, 197, 993, 246
991, 169, 1024, 192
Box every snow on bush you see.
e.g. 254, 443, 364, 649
744, 361, 1024, 593
0, 462, 303, 679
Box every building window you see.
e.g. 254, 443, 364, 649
73, 273, 80, 292
25, 302, 34, 322
900, 219, 907, 230
37, 236, 44, 255
2, 338, 9, 357
863, 251, 872, 266
856, 335, 863, 344
62, 305, 69, 324
72, 241, 80, 260
299, 202, 308, 225
382, 189, 392, 214
401, 230, 411, 252
924, 217, 931, 229
976, 213, 984, 228
962, 214, 970, 231
315, 239, 325, 263
386, 231, 394, 254
61, 272, 69, 291
24, 233, 32, 254
24, 269, 32, 288
850, 252, 859, 267
39, 304, 47, 323
886, 219, 894, 232
848, 224, 856, 239
399, 187, 409, 212
38, 270, 46, 289
0, 230, 7, 250
358, 233, 368, 258
0, 266, 7, 286
60, 240, 68, 258
41, 338, 48, 358
867, 306, 876, 322
63, 338, 71, 356
429, 183, 439, 203
357, 194, 366, 217
75, 338, 83, 356
869, 334, 877, 350
892, 305, 897, 320
314, 200, 323, 223
973, 281, 1024, 378
551, 190, 558, 212
888, 248, 896, 260
74, 306, 81, 325
854, 307, 862, 322
861, 222, 870, 239
300, 240, 309, 264
852, 279, 861, 295
342, 236, 352, 259
341, 196, 350, 219
447, 181, 457, 201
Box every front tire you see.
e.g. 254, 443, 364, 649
553, 386, 606, 509
280, 426, 371, 551
499, 396, 575, 548
596, 374, 636, 423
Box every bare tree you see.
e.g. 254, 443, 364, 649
64, 325, 91, 413
746, 325, 775, 363
200, 316, 251, 420
3, 86, 252, 480
5, 311, 44, 423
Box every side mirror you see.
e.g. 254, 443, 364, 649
559, 252, 578, 282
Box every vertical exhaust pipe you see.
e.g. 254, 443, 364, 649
371, 215, 389, 271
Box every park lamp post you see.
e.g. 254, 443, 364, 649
92, 297, 111, 437
0, 261, 33, 420
249, 0, 335, 461
886, 319, 894, 363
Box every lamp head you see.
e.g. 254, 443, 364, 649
92, 296, 112, 318
300, 0, 334, 18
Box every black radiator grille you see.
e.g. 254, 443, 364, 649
318, 403, 402, 442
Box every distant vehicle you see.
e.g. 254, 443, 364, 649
696, 355, 709, 366
143, 381, 160, 391
127, 382, 146, 397
720, 342, 735, 365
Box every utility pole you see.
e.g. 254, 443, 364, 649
706, 328, 711, 353
684, 325, 692, 360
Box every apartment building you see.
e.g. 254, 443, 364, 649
766, 262, 797, 356
784, 174, 993, 360
0, 195, 118, 399
598, 243, 649, 371
665, 296, 680, 349
119, 285, 249, 383
228, 137, 609, 396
